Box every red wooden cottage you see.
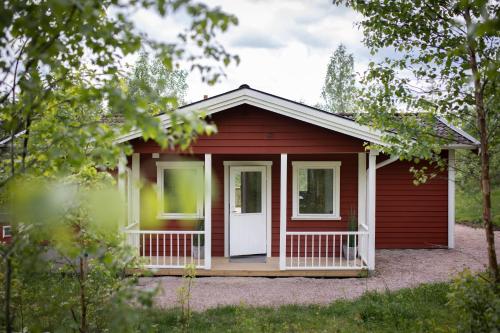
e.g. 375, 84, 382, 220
116, 84, 478, 277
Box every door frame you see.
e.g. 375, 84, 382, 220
223, 161, 272, 257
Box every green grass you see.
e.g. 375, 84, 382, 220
135, 282, 460, 332
456, 187, 500, 227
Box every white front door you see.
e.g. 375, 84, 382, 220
229, 166, 267, 256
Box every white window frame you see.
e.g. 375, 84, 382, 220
2, 225, 11, 238
156, 161, 204, 220
292, 161, 341, 220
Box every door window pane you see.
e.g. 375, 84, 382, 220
234, 171, 262, 213
163, 168, 198, 214
298, 168, 334, 214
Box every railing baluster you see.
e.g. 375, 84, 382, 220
142, 234, 145, 258
177, 234, 180, 266
290, 234, 293, 268
319, 235, 321, 268
184, 234, 187, 266
305, 235, 308, 268
163, 234, 166, 266
197, 234, 200, 268
156, 234, 159, 266
326, 235, 329, 268
312, 235, 314, 267
170, 234, 173, 266
149, 234, 152, 266
339, 235, 342, 268
298, 235, 301, 268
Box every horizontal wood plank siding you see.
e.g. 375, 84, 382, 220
131, 104, 365, 154
376, 155, 448, 249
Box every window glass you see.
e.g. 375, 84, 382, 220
163, 168, 199, 214
234, 171, 262, 213
298, 168, 334, 214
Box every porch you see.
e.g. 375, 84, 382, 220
124, 230, 368, 277
119, 106, 380, 276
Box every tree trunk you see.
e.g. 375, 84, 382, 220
464, 8, 499, 284
79, 256, 87, 333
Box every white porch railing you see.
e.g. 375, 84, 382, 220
124, 230, 205, 269
285, 231, 369, 270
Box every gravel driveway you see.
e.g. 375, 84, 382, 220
139, 224, 499, 311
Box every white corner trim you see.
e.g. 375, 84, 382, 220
448, 149, 455, 249
279, 154, 287, 270
367, 151, 378, 270
291, 161, 341, 220
2, 225, 11, 238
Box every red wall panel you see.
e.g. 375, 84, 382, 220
376, 154, 448, 249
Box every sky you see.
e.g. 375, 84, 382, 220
131, 0, 371, 106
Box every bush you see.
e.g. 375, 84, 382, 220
448, 270, 500, 333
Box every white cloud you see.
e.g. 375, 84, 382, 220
130, 0, 372, 106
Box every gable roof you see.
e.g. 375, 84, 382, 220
116, 84, 479, 149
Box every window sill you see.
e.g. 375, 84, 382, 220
157, 215, 204, 220
291, 215, 342, 221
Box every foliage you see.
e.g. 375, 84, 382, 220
131, 282, 459, 332
177, 264, 197, 333
321, 44, 357, 114
0, 0, 239, 184
127, 50, 190, 115
333, 0, 500, 282
0, 177, 157, 332
0, 1, 239, 331
448, 270, 500, 333
456, 187, 500, 227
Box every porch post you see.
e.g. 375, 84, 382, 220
357, 153, 367, 227
279, 153, 287, 270
131, 153, 140, 227
118, 153, 127, 229
367, 150, 378, 270
448, 149, 455, 249
204, 153, 212, 269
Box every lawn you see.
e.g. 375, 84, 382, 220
456, 187, 500, 227
136, 282, 460, 332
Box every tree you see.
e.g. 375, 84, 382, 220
333, 0, 499, 283
127, 51, 190, 115
0, 1, 239, 331
321, 44, 357, 113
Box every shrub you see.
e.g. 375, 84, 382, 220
447, 269, 500, 333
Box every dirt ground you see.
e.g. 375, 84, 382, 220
138, 224, 500, 311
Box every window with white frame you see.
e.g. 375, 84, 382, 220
156, 161, 204, 219
292, 161, 341, 220
3, 225, 11, 238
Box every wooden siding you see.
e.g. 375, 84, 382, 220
376, 154, 449, 249
130, 104, 366, 154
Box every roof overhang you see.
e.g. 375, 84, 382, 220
116, 87, 387, 145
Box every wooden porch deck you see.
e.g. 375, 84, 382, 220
132, 257, 368, 277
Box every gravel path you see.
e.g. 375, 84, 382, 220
139, 225, 499, 311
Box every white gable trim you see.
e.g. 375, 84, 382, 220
115, 88, 387, 145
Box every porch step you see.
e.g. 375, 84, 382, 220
129, 257, 368, 278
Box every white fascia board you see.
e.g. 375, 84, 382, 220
116, 88, 387, 145
438, 118, 480, 146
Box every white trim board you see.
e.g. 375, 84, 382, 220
116, 87, 387, 145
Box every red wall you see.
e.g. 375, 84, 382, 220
376, 154, 449, 249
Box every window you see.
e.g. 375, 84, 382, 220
292, 161, 341, 220
2, 225, 11, 238
234, 170, 262, 214
156, 161, 204, 219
